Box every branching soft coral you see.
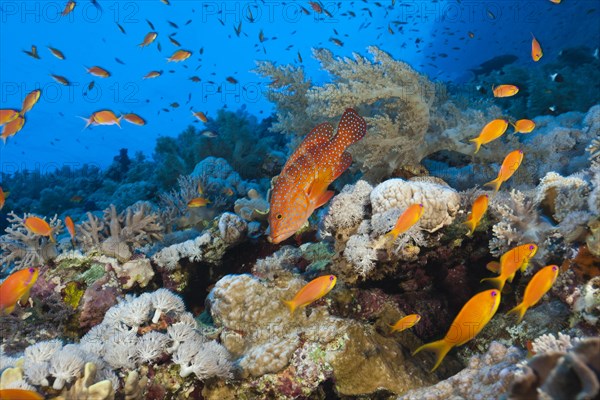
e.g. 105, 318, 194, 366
0, 212, 62, 272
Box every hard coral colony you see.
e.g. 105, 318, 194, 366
0, 1, 599, 399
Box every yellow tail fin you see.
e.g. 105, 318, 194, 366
506, 303, 527, 323
462, 219, 475, 237
412, 339, 453, 372
483, 177, 502, 193
282, 300, 297, 315
470, 138, 482, 154
480, 276, 506, 291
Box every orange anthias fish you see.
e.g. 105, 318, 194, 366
65, 216, 76, 243
283, 275, 336, 314
139, 32, 158, 47
48, 46, 65, 60
62, 0, 75, 16
0, 267, 40, 315
482, 243, 538, 291
389, 314, 421, 333
0, 186, 8, 210
512, 119, 536, 134
21, 89, 42, 115
51, 74, 70, 86
463, 194, 488, 237
548, 0, 561, 3
413, 289, 501, 371
386, 204, 424, 241
81, 110, 121, 129
24, 216, 56, 242
531, 33, 543, 62
187, 197, 211, 208
268, 108, 367, 244
484, 149, 524, 192
122, 113, 146, 126
168, 49, 192, 62
86, 66, 111, 78
309, 1, 323, 13
470, 119, 509, 153
143, 71, 162, 79
0, 109, 19, 125
507, 265, 559, 323
193, 111, 208, 123
492, 84, 519, 98
1, 115, 26, 143
0, 389, 44, 400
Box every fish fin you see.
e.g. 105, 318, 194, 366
19, 287, 32, 304
480, 276, 505, 291
412, 339, 453, 372
3, 192, 9, 198
78, 116, 93, 130
282, 300, 297, 315
3, 304, 16, 315
285, 122, 334, 169
462, 218, 475, 236
507, 272, 516, 283
486, 261, 501, 274
483, 177, 502, 193
332, 108, 367, 150
520, 261, 529, 273
117, 116, 122, 128
506, 303, 527, 323
332, 151, 353, 181
314, 190, 334, 209
469, 138, 482, 154
307, 169, 332, 205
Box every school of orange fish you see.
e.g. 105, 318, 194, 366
0, 1, 572, 397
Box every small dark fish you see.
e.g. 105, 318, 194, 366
51, 74, 70, 85
169, 36, 181, 47
170, 102, 179, 108
259, 29, 265, 43
234, 21, 242, 37
88, 81, 95, 90
167, 20, 178, 28
486, 9, 496, 19
157, 41, 162, 52
550, 73, 564, 83
23, 45, 40, 59
189, 76, 201, 82
468, 31, 475, 38
199, 47, 204, 55
146, 19, 155, 30
185, 19, 192, 25
330, 37, 343, 46
116, 22, 126, 34
226, 76, 238, 84
90, 0, 102, 11
298, 51, 303, 63
115, 57, 125, 65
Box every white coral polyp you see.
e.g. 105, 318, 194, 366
136, 332, 170, 364
120, 293, 152, 329
49, 349, 86, 390
151, 288, 185, 324
24, 339, 62, 364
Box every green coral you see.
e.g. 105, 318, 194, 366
77, 264, 106, 286
63, 282, 85, 309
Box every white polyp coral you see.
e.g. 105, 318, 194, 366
172, 334, 205, 376
79, 325, 107, 356
136, 332, 170, 364
3, 380, 36, 391
49, 347, 86, 390
24, 362, 50, 387
151, 288, 185, 324
102, 331, 138, 370
322, 180, 374, 238
531, 332, 574, 354
167, 321, 198, 353
370, 178, 460, 233
186, 341, 233, 380
343, 234, 377, 277
120, 293, 152, 330
24, 339, 63, 364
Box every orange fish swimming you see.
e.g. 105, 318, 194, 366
0, 109, 19, 125
21, 89, 42, 115
0, 186, 8, 210
1, 115, 25, 143
143, 71, 162, 79
482, 243, 538, 291
0, 267, 39, 315
86, 66, 111, 78
283, 275, 336, 314
507, 265, 559, 323
187, 197, 210, 208
193, 111, 208, 123
389, 314, 421, 333
470, 119, 509, 153
512, 119, 535, 134
531, 33, 543, 62
268, 108, 366, 244
139, 32, 158, 47
80, 110, 121, 129
413, 289, 501, 371
122, 113, 146, 126
168, 49, 192, 62
48, 46, 65, 60
62, 0, 75, 16
0, 389, 44, 400
386, 204, 424, 241
463, 194, 488, 237
51, 74, 70, 86
25, 216, 56, 242
493, 84, 519, 98
65, 216, 76, 243
484, 149, 524, 192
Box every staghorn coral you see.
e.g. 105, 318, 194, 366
0, 212, 62, 272
79, 202, 163, 262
